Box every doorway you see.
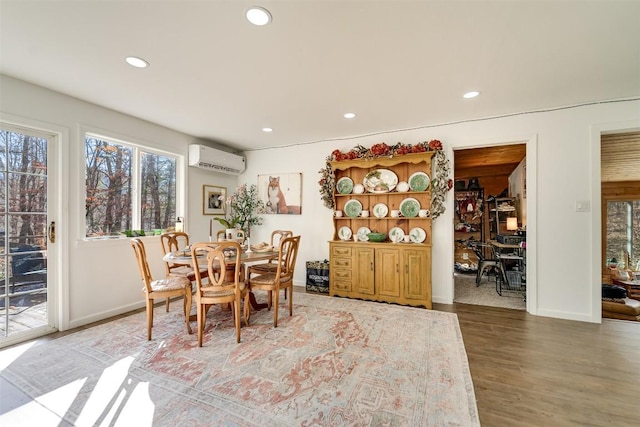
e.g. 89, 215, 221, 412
453, 144, 527, 310
0, 124, 58, 346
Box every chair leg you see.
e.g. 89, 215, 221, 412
234, 298, 241, 343
146, 299, 154, 340
273, 289, 279, 327
165, 297, 170, 312
288, 286, 293, 317
183, 290, 193, 335
267, 291, 273, 311
197, 303, 204, 347
243, 292, 251, 326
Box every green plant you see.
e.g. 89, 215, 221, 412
214, 184, 265, 236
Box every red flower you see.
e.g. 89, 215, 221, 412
347, 150, 358, 160
447, 179, 454, 190
428, 139, 443, 151
411, 145, 426, 153
370, 143, 390, 156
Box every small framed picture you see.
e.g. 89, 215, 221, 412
203, 185, 226, 215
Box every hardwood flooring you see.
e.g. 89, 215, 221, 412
4, 291, 640, 426
435, 301, 640, 427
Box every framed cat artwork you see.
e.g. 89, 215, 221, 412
258, 173, 302, 215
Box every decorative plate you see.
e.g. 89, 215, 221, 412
408, 172, 430, 191
409, 227, 427, 243
363, 169, 398, 193
389, 227, 405, 243
353, 183, 365, 194
357, 227, 371, 241
344, 199, 363, 218
399, 197, 421, 218
336, 177, 354, 194
373, 203, 388, 218
338, 226, 352, 241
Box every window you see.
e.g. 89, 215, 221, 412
85, 134, 178, 238
605, 200, 640, 270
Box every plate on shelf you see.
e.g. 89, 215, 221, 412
363, 169, 398, 193
344, 199, 363, 218
357, 227, 371, 241
336, 177, 354, 194
399, 197, 421, 218
409, 227, 427, 243
389, 227, 405, 243
373, 203, 388, 218
408, 171, 430, 191
338, 226, 352, 241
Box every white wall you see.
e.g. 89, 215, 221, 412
0, 75, 236, 330
244, 100, 640, 323
3, 74, 640, 329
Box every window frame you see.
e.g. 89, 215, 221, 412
82, 129, 185, 240
601, 181, 640, 271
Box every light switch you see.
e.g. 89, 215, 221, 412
575, 200, 591, 212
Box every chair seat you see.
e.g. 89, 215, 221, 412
146, 277, 191, 293
249, 263, 279, 273
201, 282, 247, 298
250, 272, 293, 286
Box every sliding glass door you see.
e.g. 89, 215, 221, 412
0, 124, 56, 344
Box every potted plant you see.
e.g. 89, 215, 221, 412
214, 184, 265, 239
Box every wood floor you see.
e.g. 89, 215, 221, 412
435, 301, 640, 427
6, 291, 640, 427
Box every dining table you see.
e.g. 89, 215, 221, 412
163, 245, 279, 311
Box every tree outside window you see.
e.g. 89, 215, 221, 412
85, 135, 177, 238
606, 200, 640, 270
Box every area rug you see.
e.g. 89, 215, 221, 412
455, 272, 526, 310
0, 292, 479, 426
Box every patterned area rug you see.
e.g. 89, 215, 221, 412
1, 293, 479, 426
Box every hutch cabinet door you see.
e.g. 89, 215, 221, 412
376, 248, 401, 298
354, 247, 375, 295
403, 247, 431, 305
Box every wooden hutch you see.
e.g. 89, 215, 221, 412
329, 152, 433, 309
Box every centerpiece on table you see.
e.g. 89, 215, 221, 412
214, 183, 265, 242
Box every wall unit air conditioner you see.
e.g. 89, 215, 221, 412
188, 144, 246, 175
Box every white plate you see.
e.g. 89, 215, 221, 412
373, 203, 388, 218
357, 227, 371, 241
408, 172, 430, 191
399, 197, 421, 218
389, 227, 405, 243
336, 177, 354, 194
344, 199, 363, 218
363, 169, 398, 193
353, 183, 365, 194
409, 227, 426, 243
338, 226, 352, 241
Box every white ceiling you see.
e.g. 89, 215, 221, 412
1, 1, 639, 152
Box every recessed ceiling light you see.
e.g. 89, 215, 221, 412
343, 112, 356, 119
262, 127, 273, 132
463, 91, 480, 99
246, 7, 272, 26
125, 56, 149, 68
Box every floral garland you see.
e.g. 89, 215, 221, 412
318, 140, 453, 219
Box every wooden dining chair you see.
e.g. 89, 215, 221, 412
247, 230, 293, 299
160, 231, 208, 311
248, 235, 300, 327
130, 238, 192, 340
191, 241, 250, 346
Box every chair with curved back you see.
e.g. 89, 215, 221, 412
191, 241, 250, 346
160, 231, 208, 311
247, 230, 293, 298
248, 235, 300, 327
130, 238, 192, 340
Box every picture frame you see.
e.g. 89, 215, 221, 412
258, 173, 302, 215
203, 185, 226, 215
